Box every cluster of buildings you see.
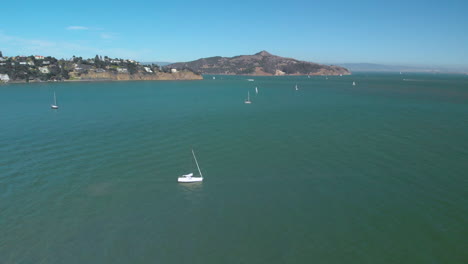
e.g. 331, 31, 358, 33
0, 55, 51, 67
0, 51, 179, 83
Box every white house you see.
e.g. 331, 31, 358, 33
42, 61, 50, 65
19, 62, 27, 65
0, 74, 10, 82
144, 67, 153, 73
117, 68, 128, 73
34, 55, 45, 60
171, 68, 178, 73
39, 66, 50, 74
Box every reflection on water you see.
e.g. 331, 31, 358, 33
177, 182, 204, 201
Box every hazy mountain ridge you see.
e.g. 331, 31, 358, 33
168, 51, 351, 76
337, 63, 468, 73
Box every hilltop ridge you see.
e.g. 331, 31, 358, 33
168, 51, 350, 76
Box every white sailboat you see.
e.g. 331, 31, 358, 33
245, 91, 252, 104
51, 92, 59, 109
295, 84, 299, 91
178, 148, 204, 183
352, 81, 356, 86
213, 76, 216, 80
255, 86, 258, 94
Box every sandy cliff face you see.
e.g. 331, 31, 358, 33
71, 71, 203, 81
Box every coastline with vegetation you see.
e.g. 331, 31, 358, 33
0, 51, 202, 84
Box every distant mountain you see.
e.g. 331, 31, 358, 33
338, 63, 404, 72
141, 61, 173, 66
168, 51, 351, 76
338, 63, 468, 73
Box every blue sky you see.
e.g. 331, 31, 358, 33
1, 0, 467, 66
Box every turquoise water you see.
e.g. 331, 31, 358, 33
1, 73, 467, 263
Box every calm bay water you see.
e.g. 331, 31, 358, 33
1, 73, 467, 263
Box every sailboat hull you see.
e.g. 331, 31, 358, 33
51, 105, 59, 109
178, 177, 203, 183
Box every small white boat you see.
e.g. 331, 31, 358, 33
51, 92, 59, 109
308, 75, 310, 78
255, 87, 258, 94
178, 149, 204, 183
295, 84, 299, 91
352, 81, 356, 86
213, 76, 216, 80
247, 79, 254, 82
245, 91, 252, 104
340, 74, 343, 77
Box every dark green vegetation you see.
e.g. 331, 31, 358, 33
168, 51, 351, 75
0, 51, 172, 82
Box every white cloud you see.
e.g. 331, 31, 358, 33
0, 32, 153, 61
66, 26, 89, 30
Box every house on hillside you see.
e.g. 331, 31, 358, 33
39, 66, 50, 74
0, 74, 10, 82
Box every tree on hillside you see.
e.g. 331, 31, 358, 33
0, 51, 3, 57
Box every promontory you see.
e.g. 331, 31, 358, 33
0, 52, 202, 83
168, 51, 350, 76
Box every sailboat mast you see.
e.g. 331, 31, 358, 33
54, 92, 57, 105
192, 149, 203, 178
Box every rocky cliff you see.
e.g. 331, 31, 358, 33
69, 71, 203, 81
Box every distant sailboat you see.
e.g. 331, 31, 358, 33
352, 81, 356, 86
213, 76, 216, 80
295, 84, 299, 91
255, 87, 258, 94
308, 75, 310, 78
245, 91, 252, 104
51, 92, 59, 109
247, 79, 254, 82
178, 148, 204, 183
